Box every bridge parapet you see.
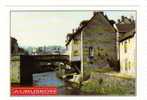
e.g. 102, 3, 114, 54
11, 55, 21, 84
32, 55, 69, 62
11, 55, 69, 85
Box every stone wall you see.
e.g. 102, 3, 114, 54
83, 72, 136, 95
82, 13, 118, 79
11, 56, 20, 83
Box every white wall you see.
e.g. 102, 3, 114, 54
67, 34, 81, 62
120, 34, 136, 74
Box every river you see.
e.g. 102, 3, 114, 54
32, 71, 81, 95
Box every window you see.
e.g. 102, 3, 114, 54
89, 46, 94, 57
88, 46, 94, 64
124, 41, 127, 53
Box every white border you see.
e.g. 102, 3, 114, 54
0, 4, 146, 100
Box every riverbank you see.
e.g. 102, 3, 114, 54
80, 72, 136, 95
11, 68, 136, 96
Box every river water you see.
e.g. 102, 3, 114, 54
32, 71, 81, 95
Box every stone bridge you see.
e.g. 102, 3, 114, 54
11, 55, 69, 85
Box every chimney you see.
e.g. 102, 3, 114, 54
72, 29, 74, 33
99, 11, 104, 15
93, 11, 104, 16
130, 16, 135, 23
117, 19, 121, 23
93, 11, 98, 15
74, 28, 78, 33
121, 16, 125, 21
93, 11, 98, 16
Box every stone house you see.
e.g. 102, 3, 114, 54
66, 12, 118, 78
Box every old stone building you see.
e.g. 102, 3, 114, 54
66, 12, 118, 79
82, 12, 118, 76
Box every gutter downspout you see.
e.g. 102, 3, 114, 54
81, 31, 83, 80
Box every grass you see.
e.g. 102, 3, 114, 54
83, 67, 113, 81
81, 78, 135, 95
81, 80, 98, 93
81, 67, 135, 95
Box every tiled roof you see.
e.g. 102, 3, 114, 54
119, 29, 136, 42
116, 23, 135, 33
66, 12, 116, 46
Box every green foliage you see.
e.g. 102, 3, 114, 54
95, 83, 129, 95
81, 80, 98, 93
81, 78, 135, 95
83, 67, 113, 81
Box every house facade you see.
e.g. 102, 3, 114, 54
82, 12, 118, 76
66, 30, 82, 73
119, 29, 136, 74
66, 32, 81, 62
66, 12, 136, 78
115, 16, 136, 75
66, 12, 118, 78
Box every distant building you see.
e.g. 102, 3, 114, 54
29, 46, 66, 55
66, 12, 118, 78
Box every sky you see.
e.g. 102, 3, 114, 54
11, 11, 136, 47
